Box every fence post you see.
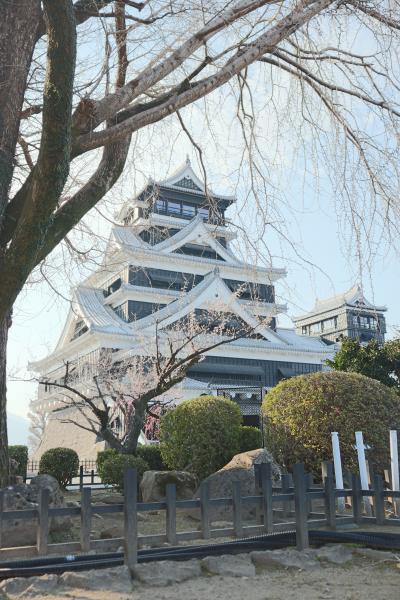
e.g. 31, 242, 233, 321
373, 474, 385, 526
254, 463, 262, 524
281, 473, 292, 519
324, 474, 336, 530
259, 462, 273, 533
351, 473, 362, 525
37, 487, 50, 555
80, 487, 92, 552
0, 489, 4, 548
305, 473, 313, 516
200, 481, 210, 539
232, 480, 243, 538
166, 483, 177, 545
79, 465, 84, 491
124, 468, 138, 571
91, 470, 95, 485
293, 463, 309, 550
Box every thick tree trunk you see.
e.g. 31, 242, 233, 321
0, 0, 40, 487
0, 312, 11, 488
123, 405, 146, 455
0, 0, 41, 223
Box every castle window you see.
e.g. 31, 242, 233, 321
154, 199, 166, 212
198, 207, 209, 220
310, 322, 322, 334
168, 201, 181, 214
72, 320, 88, 340
182, 203, 196, 217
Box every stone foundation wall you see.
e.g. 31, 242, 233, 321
33, 408, 105, 461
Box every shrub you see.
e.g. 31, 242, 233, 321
39, 447, 79, 488
239, 426, 262, 453
262, 371, 400, 473
96, 448, 118, 481
160, 396, 242, 480
99, 454, 149, 491
136, 444, 167, 471
8, 445, 29, 479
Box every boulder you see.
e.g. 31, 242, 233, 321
140, 470, 198, 502
132, 559, 201, 586
201, 554, 256, 577
195, 448, 280, 520
1, 475, 70, 547
251, 549, 320, 571
223, 449, 281, 479
60, 566, 132, 593
0, 574, 59, 597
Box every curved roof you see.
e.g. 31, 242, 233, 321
118, 158, 235, 221
295, 284, 387, 321
110, 216, 243, 265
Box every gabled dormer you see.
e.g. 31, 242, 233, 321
119, 158, 235, 228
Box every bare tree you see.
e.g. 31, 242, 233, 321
27, 400, 49, 455
38, 308, 260, 453
1, 0, 400, 487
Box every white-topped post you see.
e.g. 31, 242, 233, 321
331, 432, 345, 512
355, 431, 372, 515
390, 430, 400, 516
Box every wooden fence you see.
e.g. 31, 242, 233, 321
1, 462, 400, 568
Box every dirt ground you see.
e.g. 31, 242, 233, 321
10, 558, 400, 600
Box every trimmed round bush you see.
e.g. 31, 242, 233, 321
39, 447, 79, 488
96, 448, 118, 480
160, 396, 242, 480
99, 454, 149, 491
8, 445, 28, 479
239, 426, 262, 453
136, 444, 167, 471
262, 371, 400, 473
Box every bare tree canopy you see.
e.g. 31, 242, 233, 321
1, 0, 400, 484
37, 307, 261, 454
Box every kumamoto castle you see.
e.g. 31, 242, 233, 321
30, 160, 387, 460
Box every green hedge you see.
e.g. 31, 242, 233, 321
98, 453, 149, 491
160, 396, 242, 480
239, 426, 262, 453
39, 447, 79, 488
136, 444, 167, 471
262, 371, 400, 473
8, 445, 28, 479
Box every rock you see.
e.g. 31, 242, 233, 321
315, 544, 353, 565
0, 574, 58, 597
223, 449, 281, 479
66, 500, 80, 508
28, 474, 64, 506
195, 449, 280, 520
353, 547, 398, 561
251, 548, 320, 571
95, 493, 124, 505
201, 554, 256, 577
140, 470, 198, 503
99, 524, 123, 539
60, 565, 132, 593
0, 475, 70, 547
133, 559, 201, 586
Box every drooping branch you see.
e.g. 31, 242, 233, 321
73, 0, 335, 153
71, 0, 279, 134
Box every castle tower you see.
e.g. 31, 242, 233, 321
294, 285, 387, 344
30, 160, 334, 458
